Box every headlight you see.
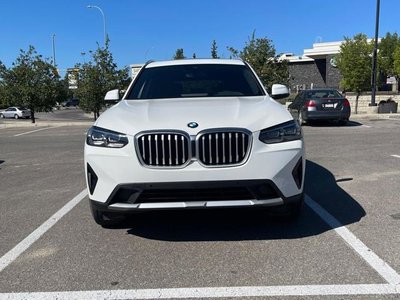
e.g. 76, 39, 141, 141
259, 120, 302, 144
86, 126, 128, 148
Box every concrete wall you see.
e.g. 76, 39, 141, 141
346, 94, 399, 114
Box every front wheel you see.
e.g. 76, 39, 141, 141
14, 114, 19, 119
90, 201, 125, 228
268, 193, 304, 219
0, 114, 4, 119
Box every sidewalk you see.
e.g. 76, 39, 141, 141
350, 112, 400, 120
0, 119, 93, 129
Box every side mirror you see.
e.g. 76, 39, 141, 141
271, 84, 290, 100
104, 89, 120, 102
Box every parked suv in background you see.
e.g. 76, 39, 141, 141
0, 107, 31, 119
85, 59, 305, 227
288, 88, 351, 125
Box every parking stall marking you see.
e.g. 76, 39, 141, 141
0, 284, 399, 299
391, 155, 400, 159
13, 126, 63, 137
1, 194, 400, 299
305, 195, 400, 285
0, 189, 87, 273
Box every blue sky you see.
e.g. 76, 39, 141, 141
1, 0, 399, 76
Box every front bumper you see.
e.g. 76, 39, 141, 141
305, 109, 351, 121
85, 133, 305, 210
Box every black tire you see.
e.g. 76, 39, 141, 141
338, 119, 348, 126
90, 201, 125, 228
14, 114, 19, 119
0, 113, 4, 119
268, 193, 304, 219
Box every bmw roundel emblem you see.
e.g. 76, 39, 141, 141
187, 122, 198, 128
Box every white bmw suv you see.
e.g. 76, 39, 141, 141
85, 59, 305, 227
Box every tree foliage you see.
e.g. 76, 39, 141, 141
337, 34, 373, 94
75, 39, 130, 120
393, 45, 400, 77
336, 33, 373, 113
0, 46, 61, 122
227, 31, 289, 91
211, 40, 219, 59
378, 32, 400, 77
173, 48, 185, 60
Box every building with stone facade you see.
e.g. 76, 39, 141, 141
282, 41, 343, 93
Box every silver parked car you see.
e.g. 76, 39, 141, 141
0, 107, 31, 119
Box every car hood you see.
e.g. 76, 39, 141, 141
95, 96, 293, 136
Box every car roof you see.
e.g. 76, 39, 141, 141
146, 59, 245, 68
301, 88, 340, 92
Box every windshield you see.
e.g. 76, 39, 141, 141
126, 64, 265, 99
305, 90, 343, 99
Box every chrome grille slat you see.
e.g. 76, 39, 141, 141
148, 135, 152, 165
215, 133, 219, 164
229, 133, 232, 163
181, 136, 185, 164
161, 134, 165, 165
168, 135, 172, 165
175, 135, 178, 165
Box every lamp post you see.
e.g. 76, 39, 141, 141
370, 0, 380, 106
52, 34, 56, 67
87, 5, 107, 47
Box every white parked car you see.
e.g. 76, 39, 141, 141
0, 107, 31, 119
85, 59, 305, 227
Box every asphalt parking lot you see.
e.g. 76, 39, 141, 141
0, 118, 400, 299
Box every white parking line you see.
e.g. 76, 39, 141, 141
13, 126, 63, 137
0, 284, 399, 300
361, 124, 371, 128
305, 195, 400, 285
0, 189, 87, 273
391, 155, 400, 159
1, 193, 400, 299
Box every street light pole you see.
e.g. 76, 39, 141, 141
52, 34, 56, 67
87, 5, 107, 47
370, 0, 380, 106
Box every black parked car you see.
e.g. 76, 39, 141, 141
62, 99, 79, 107
288, 89, 351, 125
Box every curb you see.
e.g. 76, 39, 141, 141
350, 113, 400, 120
0, 120, 93, 129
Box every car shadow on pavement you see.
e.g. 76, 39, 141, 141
0, 160, 4, 168
124, 160, 365, 242
305, 120, 363, 127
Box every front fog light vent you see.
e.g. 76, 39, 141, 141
292, 158, 303, 189
87, 164, 98, 194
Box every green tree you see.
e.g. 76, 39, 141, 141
336, 33, 373, 113
378, 32, 400, 77
75, 40, 130, 120
0, 46, 60, 123
211, 40, 219, 59
393, 45, 400, 78
173, 48, 185, 60
227, 31, 289, 91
